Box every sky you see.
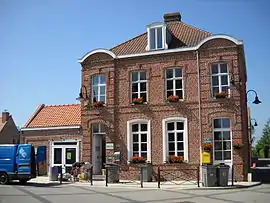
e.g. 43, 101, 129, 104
0, 0, 269, 143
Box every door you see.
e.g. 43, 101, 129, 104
16, 144, 32, 175
52, 148, 63, 173
93, 134, 103, 174
64, 148, 76, 174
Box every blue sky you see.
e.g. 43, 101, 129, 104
0, 0, 269, 142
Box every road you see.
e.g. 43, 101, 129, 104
0, 182, 269, 203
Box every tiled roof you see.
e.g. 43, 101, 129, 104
110, 21, 212, 56
24, 104, 81, 128
0, 117, 6, 132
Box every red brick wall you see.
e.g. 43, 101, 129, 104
0, 117, 20, 144
80, 38, 248, 181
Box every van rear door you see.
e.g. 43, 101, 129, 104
16, 144, 32, 174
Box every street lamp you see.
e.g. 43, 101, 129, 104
250, 118, 258, 127
246, 89, 261, 104
76, 85, 90, 105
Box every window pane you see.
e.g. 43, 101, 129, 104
133, 152, 139, 156
133, 143, 139, 151
54, 148, 62, 164
177, 122, 184, 130
224, 151, 231, 160
132, 93, 138, 100
214, 142, 222, 150
99, 96, 105, 102
140, 72, 146, 80
167, 122, 175, 131
141, 93, 147, 102
92, 124, 99, 133
93, 86, 98, 96
221, 75, 228, 85
132, 124, 138, 132
222, 118, 230, 128
100, 124, 105, 133
140, 82, 146, 92
169, 151, 175, 156
100, 86, 105, 95
175, 68, 182, 77
168, 143, 175, 151
65, 148, 76, 165
168, 133, 175, 141
100, 75, 106, 84
141, 134, 147, 142
175, 79, 182, 89
176, 90, 183, 99
214, 119, 221, 128
141, 152, 147, 158
223, 141, 231, 150
221, 86, 229, 93
212, 87, 220, 96
214, 131, 222, 140
211, 64, 219, 74
132, 83, 138, 92
177, 133, 183, 141
220, 64, 228, 73
167, 80, 173, 90
223, 131, 231, 140
166, 69, 173, 79
212, 76, 219, 86
132, 72, 138, 82
215, 151, 222, 160
141, 124, 147, 131
157, 27, 163, 49
133, 134, 138, 142
177, 151, 184, 156
150, 28, 156, 49
166, 91, 174, 98
93, 76, 99, 85
177, 142, 184, 150
141, 143, 147, 151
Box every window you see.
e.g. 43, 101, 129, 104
162, 117, 188, 162
211, 63, 230, 97
92, 75, 106, 103
131, 71, 147, 102
92, 123, 105, 134
166, 68, 183, 99
127, 119, 151, 162
213, 118, 232, 161
149, 27, 163, 50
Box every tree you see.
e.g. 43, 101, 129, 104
254, 119, 270, 158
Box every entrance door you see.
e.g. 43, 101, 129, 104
53, 148, 63, 173
93, 134, 103, 174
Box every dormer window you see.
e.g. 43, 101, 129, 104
147, 23, 171, 51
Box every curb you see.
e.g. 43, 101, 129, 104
184, 182, 262, 190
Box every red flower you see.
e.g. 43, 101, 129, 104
167, 95, 179, 102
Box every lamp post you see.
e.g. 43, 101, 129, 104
246, 89, 262, 104
76, 85, 90, 105
249, 118, 258, 145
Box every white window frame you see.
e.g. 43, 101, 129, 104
92, 75, 106, 103
211, 63, 230, 97
146, 23, 168, 51
165, 67, 184, 100
162, 117, 188, 163
213, 118, 232, 162
127, 119, 151, 163
131, 71, 148, 103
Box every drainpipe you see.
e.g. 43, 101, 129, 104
196, 50, 202, 167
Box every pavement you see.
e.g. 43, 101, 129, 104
0, 181, 269, 203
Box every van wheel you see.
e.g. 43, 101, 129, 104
0, 172, 8, 185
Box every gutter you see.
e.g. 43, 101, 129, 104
21, 125, 81, 131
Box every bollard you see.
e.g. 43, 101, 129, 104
59, 166, 62, 184
157, 166, 160, 188
231, 165, 234, 186
90, 166, 93, 186
197, 166, 200, 187
105, 168, 108, 187
140, 167, 143, 188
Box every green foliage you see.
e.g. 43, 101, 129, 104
254, 119, 270, 158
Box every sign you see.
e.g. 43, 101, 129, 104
67, 152, 72, 160
106, 143, 114, 150
202, 152, 211, 164
203, 138, 212, 143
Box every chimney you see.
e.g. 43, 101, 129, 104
164, 12, 181, 23
2, 111, 10, 123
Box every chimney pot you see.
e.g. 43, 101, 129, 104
2, 111, 10, 123
164, 12, 181, 22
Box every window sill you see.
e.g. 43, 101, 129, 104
131, 102, 148, 106
166, 99, 184, 104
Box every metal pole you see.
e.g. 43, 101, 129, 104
231, 165, 234, 186
59, 166, 62, 184
157, 166, 160, 188
90, 166, 93, 186
197, 166, 200, 187
140, 167, 143, 188
105, 168, 108, 187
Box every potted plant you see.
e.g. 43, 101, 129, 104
133, 97, 144, 104
130, 156, 146, 164
92, 100, 104, 107
233, 141, 243, 149
168, 155, 184, 163
167, 95, 180, 103
215, 91, 229, 99
202, 142, 212, 152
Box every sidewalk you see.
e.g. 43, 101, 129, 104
28, 176, 261, 190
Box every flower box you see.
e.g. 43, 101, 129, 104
202, 142, 212, 151
167, 95, 180, 103
233, 141, 243, 149
92, 101, 104, 107
130, 156, 146, 164
168, 155, 184, 163
215, 92, 229, 99
133, 97, 144, 104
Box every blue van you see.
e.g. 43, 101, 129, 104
0, 144, 37, 184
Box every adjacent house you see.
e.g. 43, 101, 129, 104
21, 104, 82, 174
77, 12, 250, 181
0, 111, 20, 144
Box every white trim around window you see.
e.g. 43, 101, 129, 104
127, 119, 151, 163
162, 117, 188, 163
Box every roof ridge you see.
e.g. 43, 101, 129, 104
44, 104, 80, 107
110, 32, 146, 51
24, 104, 45, 128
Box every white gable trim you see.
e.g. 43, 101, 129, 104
78, 48, 116, 63
21, 125, 81, 131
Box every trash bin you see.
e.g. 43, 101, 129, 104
49, 166, 59, 181
201, 164, 217, 187
105, 164, 120, 183
216, 163, 230, 186
139, 164, 152, 182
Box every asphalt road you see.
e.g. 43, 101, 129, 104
0, 182, 269, 203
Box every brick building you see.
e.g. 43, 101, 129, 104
0, 111, 20, 144
21, 104, 82, 174
77, 12, 249, 180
